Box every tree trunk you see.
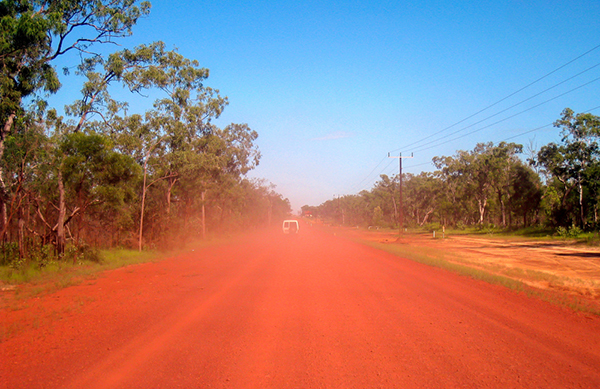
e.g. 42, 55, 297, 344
166, 177, 177, 216
578, 172, 585, 228
18, 209, 25, 260
138, 160, 148, 252
477, 198, 487, 225
498, 192, 506, 227
0, 114, 15, 239
57, 170, 66, 256
201, 191, 206, 239
419, 209, 434, 226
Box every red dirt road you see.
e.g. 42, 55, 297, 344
2, 225, 600, 388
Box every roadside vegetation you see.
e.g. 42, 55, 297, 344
0, 0, 292, 278
305, 109, 600, 236
0, 232, 240, 300
0, 248, 158, 301
421, 223, 600, 244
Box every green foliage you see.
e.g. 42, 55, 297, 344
0, 0, 282, 261
533, 109, 600, 229
312, 137, 561, 233
422, 222, 442, 231
9, 0, 599, 273
556, 225, 583, 238
1, 0, 151, 122
29, 244, 55, 266
66, 243, 102, 263
0, 242, 19, 267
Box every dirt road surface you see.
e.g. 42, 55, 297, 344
345, 228, 600, 299
2, 225, 600, 388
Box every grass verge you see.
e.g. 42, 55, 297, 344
0, 249, 162, 302
0, 231, 245, 304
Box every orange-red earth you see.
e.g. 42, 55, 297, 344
2, 225, 600, 388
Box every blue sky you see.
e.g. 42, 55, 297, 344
52, 1, 600, 211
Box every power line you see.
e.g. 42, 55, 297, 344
344, 104, 598, 197
408, 62, 600, 152
389, 42, 600, 153
343, 43, 600, 197
346, 98, 599, 196
501, 122, 554, 142
411, 75, 600, 153
501, 104, 600, 142
346, 155, 389, 194
403, 161, 434, 170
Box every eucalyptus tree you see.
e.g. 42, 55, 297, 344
487, 142, 523, 227
534, 109, 600, 228
0, 0, 150, 237
0, 111, 51, 260
56, 39, 237, 248
433, 150, 484, 226
431, 155, 467, 226
224, 179, 291, 229
338, 194, 369, 227
120, 44, 231, 245
372, 174, 399, 227
434, 143, 519, 226
509, 162, 542, 227
59, 132, 139, 250
316, 198, 339, 224
404, 172, 441, 227
184, 124, 260, 238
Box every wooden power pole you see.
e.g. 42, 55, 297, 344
388, 152, 413, 234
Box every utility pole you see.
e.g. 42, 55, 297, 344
388, 152, 413, 234
334, 194, 345, 225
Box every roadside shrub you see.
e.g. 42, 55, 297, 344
30, 244, 56, 267
556, 225, 583, 238
585, 233, 600, 246
65, 244, 102, 264
0, 242, 19, 267
423, 222, 441, 231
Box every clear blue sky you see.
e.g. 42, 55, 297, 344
53, 0, 600, 212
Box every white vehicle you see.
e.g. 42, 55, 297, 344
282, 220, 299, 234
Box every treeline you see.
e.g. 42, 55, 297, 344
0, 1, 290, 265
306, 109, 600, 232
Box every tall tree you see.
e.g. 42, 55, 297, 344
487, 142, 523, 227
509, 162, 542, 227
0, 0, 150, 238
404, 172, 441, 226
534, 109, 600, 228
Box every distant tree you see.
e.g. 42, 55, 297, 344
372, 206, 384, 227
433, 142, 533, 228
301, 205, 318, 218
509, 162, 542, 227
487, 142, 523, 227
434, 144, 492, 226
372, 174, 399, 227
534, 109, 600, 228
404, 172, 441, 226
